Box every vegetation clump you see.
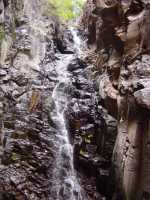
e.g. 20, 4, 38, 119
48, 0, 85, 21
0, 25, 5, 45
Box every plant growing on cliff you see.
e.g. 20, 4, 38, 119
48, 0, 85, 21
0, 25, 5, 45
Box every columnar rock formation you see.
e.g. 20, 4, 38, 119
81, 0, 150, 199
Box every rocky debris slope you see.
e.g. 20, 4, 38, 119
0, 0, 70, 199
80, 0, 150, 199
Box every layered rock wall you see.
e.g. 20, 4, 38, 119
0, 0, 68, 199
81, 0, 150, 199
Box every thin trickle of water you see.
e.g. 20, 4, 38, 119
51, 30, 84, 200
70, 27, 82, 55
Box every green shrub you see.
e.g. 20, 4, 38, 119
48, 0, 85, 21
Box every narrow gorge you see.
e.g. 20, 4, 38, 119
0, 0, 150, 200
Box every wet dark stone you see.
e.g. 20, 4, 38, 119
95, 166, 116, 199
63, 50, 74, 54
3, 0, 9, 7
0, 69, 7, 76
142, 192, 150, 200
12, 75, 28, 86
67, 58, 87, 72
96, 169, 110, 195
0, 1, 118, 198
76, 156, 96, 176
0, 193, 15, 200
54, 38, 67, 53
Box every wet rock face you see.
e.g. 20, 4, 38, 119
0, 0, 70, 199
0, 0, 116, 199
65, 57, 117, 199
0, 0, 4, 23
81, 0, 150, 199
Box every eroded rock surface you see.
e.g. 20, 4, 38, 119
0, 0, 115, 199
2, 0, 150, 199
0, 0, 70, 199
65, 57, 113, 199
80, 0, 150, 199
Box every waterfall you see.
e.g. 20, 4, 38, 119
50, 29, 84, 200
23, 1, 84, 198
70, 27, 82, 55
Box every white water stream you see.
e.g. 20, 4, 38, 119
23, 1, 84, 198
50, 28, 83, 200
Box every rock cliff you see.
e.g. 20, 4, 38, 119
81, 0, 150, 199
1, 0, 150, 199
0, 0, 112, 199
0, 0, 69, 199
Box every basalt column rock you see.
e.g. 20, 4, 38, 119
81, 0, 150, 199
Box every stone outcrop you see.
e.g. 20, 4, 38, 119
0, 0, 115, 199
1, 0, 150, 199
65, 57, 117, 199
0, 0, 69, 199
0, 0, 117, 199
81, 0, 150, 199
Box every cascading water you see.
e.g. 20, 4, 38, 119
70, 27, 82, 55
50, 29, 84, 200
24, 1, 85, 198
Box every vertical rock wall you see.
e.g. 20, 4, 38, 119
81, 0, 150, 199
0, 0, 68, 199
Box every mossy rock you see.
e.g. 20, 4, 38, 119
11, 152, 21, 161
0, 25, 5, 45
84, 134, 93, 144
79, 149, 89, 158
85, 137, 91, 144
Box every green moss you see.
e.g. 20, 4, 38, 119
0, 25, 5, 45
79, 149, 89, 158
11, 152, 21, 161
85, 138, 91, 143
85, 134, 93, 144
79, 149, 86, 156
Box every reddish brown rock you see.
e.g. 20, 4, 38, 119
81, 0, 150, 199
